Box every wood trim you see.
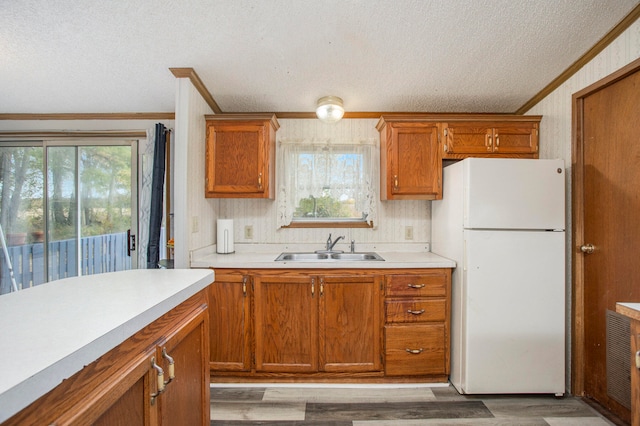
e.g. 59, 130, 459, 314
170, 67, 223, 114
516, 3, 640, 114
0, 112, 174, 120
0, 131, 147, 138
570, 55, 640, 396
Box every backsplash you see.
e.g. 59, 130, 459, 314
217, 118, 431, 245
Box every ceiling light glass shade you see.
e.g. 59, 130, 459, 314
316, 96, 344, 123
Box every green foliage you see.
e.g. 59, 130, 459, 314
294, 194, 359, 219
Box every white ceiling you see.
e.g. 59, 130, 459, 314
2, 0, 639, 115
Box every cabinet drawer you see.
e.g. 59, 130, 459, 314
385, 299, 446, 323
386, 273, 447, 297
385, 324, 449, 376
385, 324, 446, 376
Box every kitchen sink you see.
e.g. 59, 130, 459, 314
275, 252, 384, 262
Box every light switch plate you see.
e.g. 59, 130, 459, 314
405, 226, 413, 240
244, 225, 253, 239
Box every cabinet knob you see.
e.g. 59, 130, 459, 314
393, 175, 398, 190
258, 172, 263, 189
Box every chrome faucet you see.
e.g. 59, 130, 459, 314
326, 233, 345, 252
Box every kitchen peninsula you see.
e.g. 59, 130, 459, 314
0, 268, 214, 425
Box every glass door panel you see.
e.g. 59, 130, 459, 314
47, 146, 78, 281
78, 145, 133, 274
0, 146, 45, 293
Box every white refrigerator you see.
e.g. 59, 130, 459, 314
431, 158, 565, 395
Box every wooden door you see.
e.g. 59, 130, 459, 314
253, 274, 318, 372
574, 59, 640, 423
319, 275, 382, 372
157, 303, 209, 426
208, 273, 251, 372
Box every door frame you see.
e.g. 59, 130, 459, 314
571, 56, 640, 395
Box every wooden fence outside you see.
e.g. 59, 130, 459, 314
0, 232, 131, 295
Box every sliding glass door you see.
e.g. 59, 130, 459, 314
0, 140, 138, 294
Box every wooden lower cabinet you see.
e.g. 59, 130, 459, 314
210, 268, 449, 383
384, 270, 451, 380
252, 273, 381, 374
5, 291, 210, 426
208, 272, 251, 371
254, 274, 319, 372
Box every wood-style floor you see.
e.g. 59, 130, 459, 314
210, 385, 616, 425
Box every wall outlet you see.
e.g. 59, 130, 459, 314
405, 226, 414, 240
244, 225, 253, 239
191, 216, 199, 233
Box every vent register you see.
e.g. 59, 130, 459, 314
606, 309, 631, 409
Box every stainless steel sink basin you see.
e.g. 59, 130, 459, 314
275, 252, 384, 261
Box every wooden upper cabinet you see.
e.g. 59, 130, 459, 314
377, 118, 442, 200
442, 119, 539, 159
205, 114, 279, 198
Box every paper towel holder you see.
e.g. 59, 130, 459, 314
216, 219, 235, 254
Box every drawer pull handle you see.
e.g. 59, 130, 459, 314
407, 283, 425, 289
407, 309, 425, 315
150, 356, 165, 404
162, 347, 175, 385
406, 348, 424, 355
636, 350, 640, 369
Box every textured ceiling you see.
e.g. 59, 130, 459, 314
1, 0, 639, 115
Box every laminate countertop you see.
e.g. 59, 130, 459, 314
0, 268, 214, 424
190, 243, 456, 269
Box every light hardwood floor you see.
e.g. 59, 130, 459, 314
210, 385, 617, 425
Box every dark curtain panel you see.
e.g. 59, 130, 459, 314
147, 123, 167, 269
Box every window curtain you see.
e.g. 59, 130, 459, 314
137, 127, 155, 269
276, 138, 378, 228
146, 123, 167, 269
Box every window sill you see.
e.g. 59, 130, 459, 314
283, 221, 373, 229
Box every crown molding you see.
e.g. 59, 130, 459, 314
515, 3, 640, 114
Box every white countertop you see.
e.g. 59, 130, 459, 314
191, 243, 456, 269
0, 268, 214, 423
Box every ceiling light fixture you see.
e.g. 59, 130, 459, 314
316, 96, 344, 123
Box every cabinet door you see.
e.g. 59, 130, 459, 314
319, 275, 382, 372
49, 349, 157, 426
205, 122, 268, 197
209, 273, 251, 372
443, 122, 492, 156
157, 302, 209, 426
383, 122, 441, 200
254, 274, 318, 372
492, 122, 538, 154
